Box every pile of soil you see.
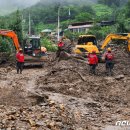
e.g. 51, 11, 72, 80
36, 45, 130, 129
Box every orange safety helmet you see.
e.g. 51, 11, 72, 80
107, 47, 111, 51
41, 47, 47, 52
19, 48, 23, 52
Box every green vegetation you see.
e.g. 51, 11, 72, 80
41, 37, 58, 52
92, 4, 113, 21
0, 0, 130, 51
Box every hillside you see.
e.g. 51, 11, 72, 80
38, 0, 97, 5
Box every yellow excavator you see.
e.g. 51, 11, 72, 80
73, 35, 99, 56
100, 33, 130, 51
73, 33, 130, 62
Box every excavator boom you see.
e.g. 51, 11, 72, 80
101, 33, 130, 51
0, 29, 20, 50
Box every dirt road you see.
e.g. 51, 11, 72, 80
0, 46, 130, 130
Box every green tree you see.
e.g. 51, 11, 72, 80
9, 10, 23, 44
98, 0, 128, 7
75, 12, 93, 22
125, 0, 130, 17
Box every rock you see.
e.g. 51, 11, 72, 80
36, 121, 46, 126
69, 87, 74, 91
47, 121, 56, 129
28, 119, 36, 127
49, 100, 55, 106
104, 77, 115, 83
76, 128, 84, 130
56, 122, 64, 127
115, 74, 125, 80
59, 104, 65, 111
31, 127, 37, 130
6, 128, 11, 130
40, 112, 46, 118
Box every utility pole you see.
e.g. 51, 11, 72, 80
57, 7, 60, 41
29, 13, 31, 35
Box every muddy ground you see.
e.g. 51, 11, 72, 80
0, 46, 130, 130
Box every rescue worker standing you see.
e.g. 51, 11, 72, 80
88, 50, 98, 75
56, 40, 64, 57
16, 48, 24, 74
104, 47, 114, 76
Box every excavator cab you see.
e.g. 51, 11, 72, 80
23, 36, 47, 66
73, 35, 99, 56
23, 36, 42, 57
77, 35, 97, 45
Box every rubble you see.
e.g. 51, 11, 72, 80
0, 45, 130, 129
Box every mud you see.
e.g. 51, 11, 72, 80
0, 45, 130, 130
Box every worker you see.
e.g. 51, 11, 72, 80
16, 48, 24, 74
41, 46, 47, 56
104, 47, 114, 76
88, 50, 98, 75
56, 40, 64, 57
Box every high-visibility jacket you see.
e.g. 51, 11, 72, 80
88, 53, 98, 65
16, 52, 24, 62
105, 52, 114, 61
58, 41, 64, 48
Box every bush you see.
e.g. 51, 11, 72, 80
0, 38, 14, 53
87, 25, 117, 40
64, 30, 85, 42
41, 37, 58, 52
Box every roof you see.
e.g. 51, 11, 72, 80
79, 35, 96, 38
29, 35, 40, 39
41, 29, 52, 33
68, 24, 93, 29
70, 21, 94, 26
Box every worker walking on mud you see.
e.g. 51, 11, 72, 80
16, 48, 24, 74
88, 50, 98, 75
104, 47, 114, 76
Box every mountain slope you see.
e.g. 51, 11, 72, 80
38, 0, 97, 6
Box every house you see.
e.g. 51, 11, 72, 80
100, 21, 115, 26
68, 21, 115, 33
68, 21, 94, 33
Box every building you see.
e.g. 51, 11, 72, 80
68, 21, 94, 33
68, 21, 115, 33
100, 21, 115, 26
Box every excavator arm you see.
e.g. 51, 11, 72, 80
0, 29, 20, 51
101, 33, 130, 51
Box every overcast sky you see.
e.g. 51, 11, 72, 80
1, 0, 40, 8
0, 0, 40, 15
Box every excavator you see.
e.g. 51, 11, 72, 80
73, 35, 99, 56
73, 33, 130, 62
0, 29, 47, 66
100, 33, 130, 52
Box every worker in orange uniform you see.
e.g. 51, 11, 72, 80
16, 48, 24, 74
56, 40, 64, 57
88, 50, 98, 75
104, 47, 114, 76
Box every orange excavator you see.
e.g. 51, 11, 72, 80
0, 29, 47, 66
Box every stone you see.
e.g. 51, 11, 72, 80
115, 75, 125, 80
